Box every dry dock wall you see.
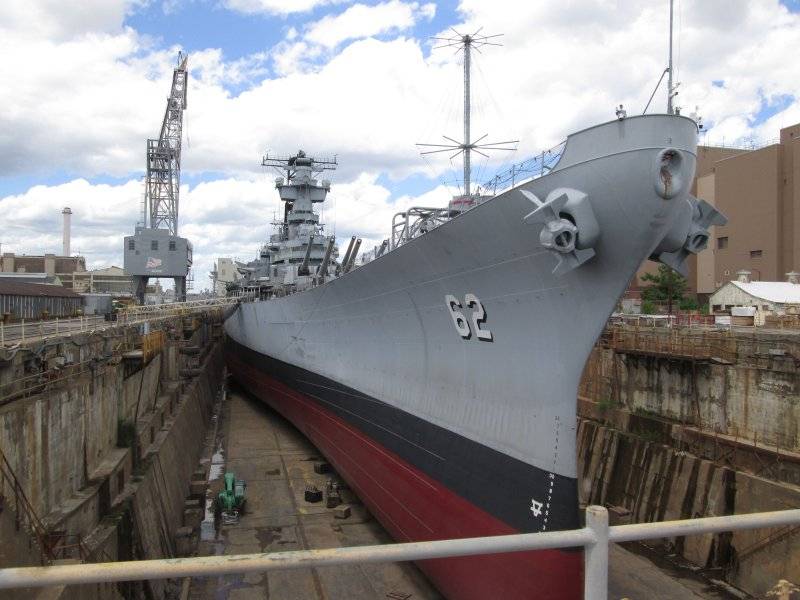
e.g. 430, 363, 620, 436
0, 314, 225, 600
583, 328, 800, 453
129, 343, 222, 598
578, 326, 800, 596
578, 415, 800, 596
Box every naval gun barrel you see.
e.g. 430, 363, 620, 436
344, 238, 362, 273
340, 236, 357, 271
299, 235, 314, 275
316, 236, 335, 282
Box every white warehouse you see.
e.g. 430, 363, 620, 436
710, 271, 800, 325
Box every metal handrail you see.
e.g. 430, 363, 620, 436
0, 447, 51, 564
480, 140, 567, 196
1, 505, 798, 599
0, 297, 241, 348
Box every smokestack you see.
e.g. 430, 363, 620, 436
62, 207, 72, 256
787, 272, 800, 284
736, 270, 751, 284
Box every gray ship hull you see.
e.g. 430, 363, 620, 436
225, 114, 705, 599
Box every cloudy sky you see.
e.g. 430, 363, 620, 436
2, 0, 799, 292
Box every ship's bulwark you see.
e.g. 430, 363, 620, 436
226, 115, 703, 599
226, 337, 583, 600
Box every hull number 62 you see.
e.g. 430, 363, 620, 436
445, 294, 493, 341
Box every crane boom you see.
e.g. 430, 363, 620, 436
125, 53, 192, 305
144, 53, 188, 235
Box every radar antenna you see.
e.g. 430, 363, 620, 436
417, 29, 517, 198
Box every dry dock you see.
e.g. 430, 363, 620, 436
187, 385, 441, 599
0, 314, 797, 598
187, 382, 739, 600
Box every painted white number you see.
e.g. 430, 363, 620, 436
445, 294, 471, 339
530, 498, 543, 517
445, 293, 493, 341
465, 293, 493, 341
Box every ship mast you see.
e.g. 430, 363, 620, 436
667, 0, 674, 114
642, 1, 680, 116
417, 29, 517, 199
463, 35, 471, 196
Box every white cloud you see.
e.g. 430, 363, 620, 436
271, 1, 435, 75
0, 179, 142, 269
0, 0, 142, 41
305, 1, 436, 48
221, 0, 346, 16
0, 173, 446, 292
3, 0, 800, 288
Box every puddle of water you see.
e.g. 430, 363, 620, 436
200, 495, 218, 542
208, 446, 225, 482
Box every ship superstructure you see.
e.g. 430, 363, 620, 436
237, 151, 339, 295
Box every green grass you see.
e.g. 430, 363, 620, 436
596, 398, 614, 412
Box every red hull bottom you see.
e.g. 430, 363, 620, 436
228, 351, 583, 600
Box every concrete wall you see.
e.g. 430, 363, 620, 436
130, 344, 222, 598
0, 314, 225, 600
578, 417, 800, 597
0, 356, 163, 522
584, 344, 800, 453
0, 501, 43, 600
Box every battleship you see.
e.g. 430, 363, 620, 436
224, 31, 726, 600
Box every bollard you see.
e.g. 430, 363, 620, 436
0, 321, 3, 346
55, 318, 59, 334
21, 319, 25, 343
584, 505, 609, 600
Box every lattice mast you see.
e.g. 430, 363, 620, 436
144, 53, 188, 235
418, 29, 517, 197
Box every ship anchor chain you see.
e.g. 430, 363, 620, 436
521, 187, 600, 276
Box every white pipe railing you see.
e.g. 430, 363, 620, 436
0, 506, 798, 598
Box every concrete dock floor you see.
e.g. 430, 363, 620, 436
188, 384, 740, 600
188, 384, 441, 600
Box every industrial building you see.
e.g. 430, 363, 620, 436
0, 252, 86, 286
0, 280, 83, 321
704, 123, 800, 291
69, 266, 135, 295
0, 272, 63, 285
1, 206, 87, 290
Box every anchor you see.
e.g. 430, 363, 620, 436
651, 196, 727, 276
522, 187, 599, 276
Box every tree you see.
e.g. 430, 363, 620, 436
640, 264, 688, 315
